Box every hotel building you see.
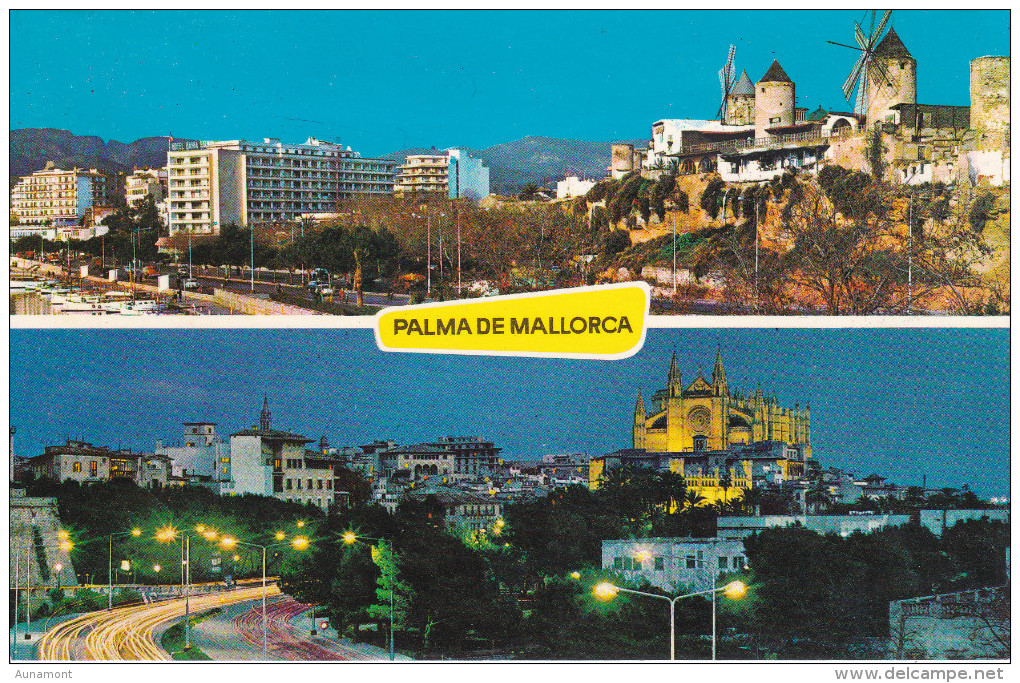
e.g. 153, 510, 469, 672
10, 167, 112, 226
166, 136, 396, 237
395, 149, 490, 200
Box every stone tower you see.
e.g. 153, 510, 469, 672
610, 143, 635, 176
754, 60, 796, 140
726, 70, 756, 126
970, 56, 1010, 151
865, 27, 917, 127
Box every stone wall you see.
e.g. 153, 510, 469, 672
10, 489, 77, 589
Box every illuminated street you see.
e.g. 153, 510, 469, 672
37, 585, 276, 661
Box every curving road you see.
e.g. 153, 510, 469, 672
37, 585, 277, 661
232, 598, 379, 660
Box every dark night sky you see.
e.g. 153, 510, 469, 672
9, 327, 1009, 498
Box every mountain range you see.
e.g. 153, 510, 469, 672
11, 128, 644, 195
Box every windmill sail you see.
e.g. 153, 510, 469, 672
717, 44, 737, 121
828, 9, 893, 115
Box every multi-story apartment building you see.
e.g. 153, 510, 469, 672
125, 168, 167, 208
166, 136, 396, 237
26, 440, 170, 489
10, 166, 112, 226
395, 149, 490, 200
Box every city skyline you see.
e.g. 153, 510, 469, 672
10, 10, 1010, 157
10, 327, 1009, 497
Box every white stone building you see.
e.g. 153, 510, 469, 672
602, 537, 748, 592
556, 175, 596, 199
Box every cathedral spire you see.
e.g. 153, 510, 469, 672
712, 347, 727, 390
260, 395, 271, 432
634, 388, 646, 419
667, 351, 682, 397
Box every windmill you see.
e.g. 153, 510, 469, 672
827, 10, 894, 115
716, 44, 737, 122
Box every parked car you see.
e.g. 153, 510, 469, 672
183, 278, 200, 290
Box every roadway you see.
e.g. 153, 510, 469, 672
227, 597, 385, 660
36, 585, 275, 660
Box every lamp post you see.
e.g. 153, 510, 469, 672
250, 224, 255, 293
342, 532, 396, 661
157, 526, 198, 648
593, 580, 747, 660
220, 534, 309, 660
107, 528, 142, 610
672, 212, 677, 294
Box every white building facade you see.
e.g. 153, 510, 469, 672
556, 175, 596, 199
602, 537, 748, 592
11, 167, 112, 226
155, 422, 231, 486
125, 168, 168, 208
167, 137, 396, 237
395, 149, 490, 200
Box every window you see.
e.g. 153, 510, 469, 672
317, 480, 323, 490
73, 462, 82, 473
632, 559, 641, 570
307, 478, 313, 489
686, 555, 696, 569
719, 557, 728, 569
655, 557, 664, 571
296, 480, 302, 490
90, 461, 98, 477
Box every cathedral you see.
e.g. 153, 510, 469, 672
633, 350, 811, 458
590, 351, 813, 503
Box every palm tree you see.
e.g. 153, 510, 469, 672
518, 183, 541, 201
683, 489, 707, 511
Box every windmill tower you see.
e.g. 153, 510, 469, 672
866, 27, 916, 126
716, 45, 738, 122
828, 10, 915, 125
754, 60, 795, 140
727, 70, 756, 126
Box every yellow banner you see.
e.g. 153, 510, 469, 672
375, 283, 649, 358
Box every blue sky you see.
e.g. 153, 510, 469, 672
9, 328, 1009, 498
9, 10, 1010, 156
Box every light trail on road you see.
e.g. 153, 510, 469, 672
37, 585, 278, 661
232, 598, 378, 660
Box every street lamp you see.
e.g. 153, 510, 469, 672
342, 532, 397, 661
157, 525, 198, 649
593, 580, 747, 660
53, 563, 63, 590
220, 534, 309, 660
108, 528, 142, 611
